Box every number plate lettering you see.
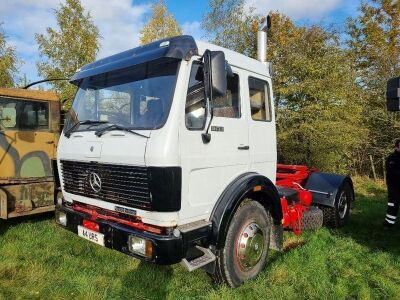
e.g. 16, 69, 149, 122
78, 225, 105, 246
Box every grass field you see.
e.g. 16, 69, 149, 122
1, 177, 400, 299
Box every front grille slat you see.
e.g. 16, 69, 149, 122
60, 160, 151, 209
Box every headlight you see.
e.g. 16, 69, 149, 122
55, 210, 67, 226
128, 236, 153, 258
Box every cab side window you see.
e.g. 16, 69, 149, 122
0, 98, 49, 131
213, 74, 240, 118
248, 77, 271, 121
19, 101, 49, 130
185, 62, 241, 130
185, 62, 206, 130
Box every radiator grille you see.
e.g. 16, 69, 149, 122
60, 160, 151, 209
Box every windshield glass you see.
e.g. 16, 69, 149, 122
65, 58, 180, 132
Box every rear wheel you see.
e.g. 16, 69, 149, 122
322, 181, 353, 228
212, 200, 270, 287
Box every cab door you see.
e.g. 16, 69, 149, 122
245, 75, 277, 182
179, 60, 249, 222
0, 97, 55, 178
17, 99, 55, 177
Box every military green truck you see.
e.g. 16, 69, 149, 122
0, 88, 60, 219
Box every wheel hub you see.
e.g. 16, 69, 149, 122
338, 191, 348, 219
236, 222, 264, 271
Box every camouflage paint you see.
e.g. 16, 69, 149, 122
0, 88, 60, 218
2, 180, 54, 212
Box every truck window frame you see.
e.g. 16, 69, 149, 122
248, 76, 272, 123
213, 72, 241, 119
185, 60, 208, 131
0, 97, 51, 132
65, 58, 181, 132
185, 62, 242, 131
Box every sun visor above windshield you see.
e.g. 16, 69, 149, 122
70, 35, 198, 85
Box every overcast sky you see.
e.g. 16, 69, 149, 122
0, 0, 361, 84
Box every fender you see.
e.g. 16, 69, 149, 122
304, 172, 354, 208
210, 172, 282, 249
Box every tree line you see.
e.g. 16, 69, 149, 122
0, 0, 399, 177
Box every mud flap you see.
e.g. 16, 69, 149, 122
269, 223, 283, 251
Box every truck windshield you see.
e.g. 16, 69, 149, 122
65, 58, 180, 132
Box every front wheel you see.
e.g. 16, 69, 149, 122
212, 200, 271, 288
322, 181, 353, 228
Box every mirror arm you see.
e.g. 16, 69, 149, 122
202, 99, 213, 144
202, 50, 214, 144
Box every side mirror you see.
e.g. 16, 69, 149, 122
0, 107, 16, 128
201, 50, 229, 144
203, 50, 227, 102
387, 76, 400, 111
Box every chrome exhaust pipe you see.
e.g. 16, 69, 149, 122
257, 15, 271, 64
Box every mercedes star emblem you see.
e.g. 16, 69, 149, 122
89, 172, 102, 192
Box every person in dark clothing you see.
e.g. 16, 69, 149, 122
383, 139, 400, 229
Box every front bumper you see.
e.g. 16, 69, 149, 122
56, 205, 184, 265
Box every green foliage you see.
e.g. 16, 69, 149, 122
347, 0, 400, 175
0, 24, 19, 87
270, 16, 366, 173
35, 0, 100, 109
202, 0, 259, 58
140, 1, 182, 45
203, 2, 366, 173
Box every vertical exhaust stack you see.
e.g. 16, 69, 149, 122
257, 15, 271, 64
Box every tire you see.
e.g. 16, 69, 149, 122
322, 181, 353, 228
212, 200, 271, 288
301, 206, 323, 231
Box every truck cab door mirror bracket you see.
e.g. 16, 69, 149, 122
202, 96, 213, 144
201, 50, 228, 144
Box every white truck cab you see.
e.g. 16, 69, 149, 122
56, 22, 354, 287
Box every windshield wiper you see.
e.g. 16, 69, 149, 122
64, 120, 108, 138
95, 124, 149, 138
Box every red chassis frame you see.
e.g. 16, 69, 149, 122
276, 164, 318, 235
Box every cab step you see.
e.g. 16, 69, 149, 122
177, 220, 212, 233
181, 246, 216, 272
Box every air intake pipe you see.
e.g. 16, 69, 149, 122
257, 15, 271, 64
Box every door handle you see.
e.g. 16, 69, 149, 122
237, 145, 249, 150
46, 141, 54, 144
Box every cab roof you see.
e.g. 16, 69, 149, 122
195, 40, 270, 77
70, 35, 270, 84
70, 35, 198, 84
0, 88, 59, 102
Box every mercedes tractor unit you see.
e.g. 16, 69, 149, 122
55, 18, 354, 287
